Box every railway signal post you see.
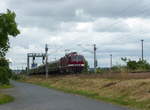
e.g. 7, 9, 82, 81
27, 53, 46, 75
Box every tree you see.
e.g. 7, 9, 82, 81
0, 9, 20, 57
0, 9, 20, 85
0, 57, 9, 67
127, 60, 138, 70
121, 57, 127, 62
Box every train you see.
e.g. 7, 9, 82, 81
29, 52, 86, 74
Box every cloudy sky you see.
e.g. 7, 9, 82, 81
1, 0, 150, 69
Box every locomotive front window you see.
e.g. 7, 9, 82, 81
71, 56, 77, 61
71, 56, 84, 61
69, 57, 71, 61
78, 56, 84, 61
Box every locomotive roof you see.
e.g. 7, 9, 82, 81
59, 52, 84, 60
65, 52, 78, 56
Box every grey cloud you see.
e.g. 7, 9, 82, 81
93, 18, 130, 32
16, 16, 61, 31
6, 0, 150, 32
3, 0, 150, 68
7, 0, 150, 19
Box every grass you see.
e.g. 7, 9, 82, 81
0, 84, 14, 104
0, 94, 14, 104
0, 84, 13, 89
22, 74, 150, 110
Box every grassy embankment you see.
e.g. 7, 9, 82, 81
0, 85, 14, 104
21, 73, 150, 110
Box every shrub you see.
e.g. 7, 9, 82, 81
111, 66, 122, 73
11, 74, 21, 80
95, 68, 110, 74
127, 60, 138, 70
121, 57, 150, 71
11, 73, 25, 81
0, 58, 12, 85
0, 67, 11, 85
137, 60, 150, 70
126, 60, 150, 71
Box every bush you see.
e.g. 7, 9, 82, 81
11, 74, 21, 80
121, 57, 150, 72
0, 67, 12, 85
11, 73, 25, 81
137, 60, 150, 70
95, 68, 109, 74
127, 60, 137, 70
126, 60, 150, 71
0, 58, 12, 85
111, 66, 122, 73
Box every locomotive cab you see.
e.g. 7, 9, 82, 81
66, 52, 85, 73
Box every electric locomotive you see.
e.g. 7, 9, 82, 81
29, 52, 86, 74
60, 52, 85, 73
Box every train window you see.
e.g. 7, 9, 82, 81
71, 56, 84, 61
71, 56, 77, 61
69, 57, 71, 61
78, 56, 84, 61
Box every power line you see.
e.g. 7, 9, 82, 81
77, 44, 93, 53
77, 44, 97, 70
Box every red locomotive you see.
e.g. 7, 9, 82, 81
59, 52, 85, 73
30, 52, 86, 74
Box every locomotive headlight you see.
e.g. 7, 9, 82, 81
68, 64, 74, 66
81, 64, 85, 66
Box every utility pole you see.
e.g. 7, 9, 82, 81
27, 55, 29, 74
110, 54, 112, 70
141, 40, 144, 61
94, 44, 97, 73
45, 44, 48, 79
